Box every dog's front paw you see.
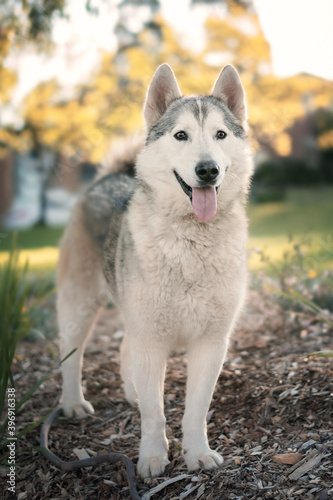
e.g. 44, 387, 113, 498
138, 454, 170, 478
62, 399, 95, 420
184, 448, 223, 472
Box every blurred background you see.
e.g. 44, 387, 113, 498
0, 0, 333, 272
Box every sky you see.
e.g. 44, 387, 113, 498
253, 0, 333, 81
2, 0, 333, 127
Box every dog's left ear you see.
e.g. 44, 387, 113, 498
144, 64, 182, 128
212, 65, 247, 124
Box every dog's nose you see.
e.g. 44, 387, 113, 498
195, 161, 220, 184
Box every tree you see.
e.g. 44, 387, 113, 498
2, 0, 333, 168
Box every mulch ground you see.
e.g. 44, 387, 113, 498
1, 281, 333, 500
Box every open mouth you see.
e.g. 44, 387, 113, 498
174, 171, 193, 200
174, 171, 220, 200
174, 170, 220, 222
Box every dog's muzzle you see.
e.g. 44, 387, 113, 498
173, 170, 221, 222
195, 160, 220, 185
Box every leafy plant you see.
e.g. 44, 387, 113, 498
266, 280, 333, 360
0, 240, 54, 418
308, 350, 333, 358
0, 348, 76, 456
258, 234, 333, 359
266, 285, 333, 329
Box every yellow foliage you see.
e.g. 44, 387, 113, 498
318, 130, 333, 150
2, 7, 332, 163
272, 133, 292, 156
0, 67, 17, 103
0, 128, 32, 152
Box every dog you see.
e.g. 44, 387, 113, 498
57, 63, 253, 479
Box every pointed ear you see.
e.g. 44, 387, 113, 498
211, 65, 247, 124
144, 64, 182, 128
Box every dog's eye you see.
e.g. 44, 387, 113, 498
216, 130, 227, 140
174, 131, 188, 141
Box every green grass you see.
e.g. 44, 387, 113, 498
248, 187, 333, 270
0, 226, 64, 251
0, 187, 333, 272
0, 226, 64, 272
248, 188, 333, 238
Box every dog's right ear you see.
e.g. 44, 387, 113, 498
144, 64, 182, 128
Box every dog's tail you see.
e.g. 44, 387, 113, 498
97, 132, 145, 179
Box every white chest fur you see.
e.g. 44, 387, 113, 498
123, 198, 247, 346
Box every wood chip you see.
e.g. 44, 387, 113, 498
142, 474, 191, 500
10, 291, 333, 499
73, 447, 90, 460
272, 453, 303, 465
179, 483, 200, 499
73, 448, 92, 470
196, 483, 206, 499
206, 409, 214, 424
289, 452, 326, 480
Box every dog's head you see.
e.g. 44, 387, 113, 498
136, 64, 253, 222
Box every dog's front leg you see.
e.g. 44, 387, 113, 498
182, 336, 227, 471
130, 339, 169, 478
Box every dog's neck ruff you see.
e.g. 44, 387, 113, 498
174, 171, 218, 222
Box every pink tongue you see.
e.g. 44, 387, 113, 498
192, 186, 217, 221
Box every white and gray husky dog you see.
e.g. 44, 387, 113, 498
57, 63, 253, 478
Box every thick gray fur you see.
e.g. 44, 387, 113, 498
83, 173, 136, 250
147, 96, 246, 145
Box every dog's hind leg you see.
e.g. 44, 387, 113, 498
57, 205, 107, 419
